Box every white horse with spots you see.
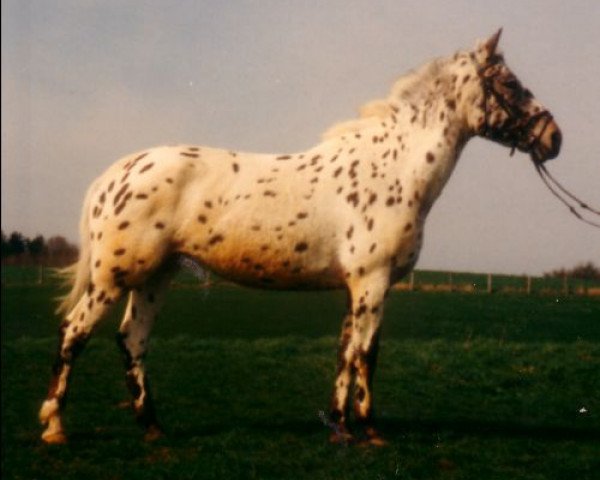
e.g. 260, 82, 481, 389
40, 30, 561, 446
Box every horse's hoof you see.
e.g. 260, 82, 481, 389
144, 425, 164, 442
359, 427, 388, 447
329, 431, 354, 445
359, 435, 388, 447
41, 431, 67, 445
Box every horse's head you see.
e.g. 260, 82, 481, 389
472, 29, 562, 163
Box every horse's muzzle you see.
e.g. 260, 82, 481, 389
532, 118, 561, 163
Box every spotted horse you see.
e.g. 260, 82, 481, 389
40, 30, 561, 446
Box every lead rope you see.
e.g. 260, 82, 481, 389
534, 162, 600, 228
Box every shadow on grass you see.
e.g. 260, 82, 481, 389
129, 416, 600, 444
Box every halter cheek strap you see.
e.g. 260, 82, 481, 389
477, 64, 553, 158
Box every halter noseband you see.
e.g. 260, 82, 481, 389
477, 62, 553, 163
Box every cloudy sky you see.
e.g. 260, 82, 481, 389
2, 0, 599, 275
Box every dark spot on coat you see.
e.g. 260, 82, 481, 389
208, 234, 224, 246
139, 163, 155, 174
180, 152, 199, 158
276, 155, 292, 161
294, 242, 309, 253
155, 222, 165, 229
232, 163, 240, 173
426, 152, 435, 163
114, 183, 130, 206
346, 192, 359, 207
197, 214, 207, 224
118, 221, 130, 230
114, 192, 132, 216
114, 248, 126, 256
356, 386, 366, 402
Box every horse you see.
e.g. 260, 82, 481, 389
39, 29, 561, 446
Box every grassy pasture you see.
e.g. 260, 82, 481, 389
1, 279, 599, 479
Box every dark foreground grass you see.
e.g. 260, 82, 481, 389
2, 284, 599, 479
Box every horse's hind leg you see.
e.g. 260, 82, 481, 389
116, 269, 173, 441
39, 286, 122, 444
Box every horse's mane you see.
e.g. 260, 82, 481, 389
321, 56, 452, 141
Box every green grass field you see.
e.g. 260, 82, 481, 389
1, 279, 599, 479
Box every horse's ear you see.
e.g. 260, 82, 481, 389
481, 28, 502, 59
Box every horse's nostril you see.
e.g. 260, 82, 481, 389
551, 130, 562, 153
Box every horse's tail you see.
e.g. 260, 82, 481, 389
55, 183, 97, 317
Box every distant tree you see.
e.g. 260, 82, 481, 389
28, 235, 47, 262
46, 235, 79, 266
8, 232, 27, 256
570, 262, 600, 280
545, 262, 600, 280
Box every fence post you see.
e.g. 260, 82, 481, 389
562, 274, 569, 296
448, 272, 454, 292
526, 275, 532, 295
487, 273, 493, 294
37, 265, 44, 285
409, 271, 415, 291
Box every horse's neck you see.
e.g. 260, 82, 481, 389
387, 92, 471, 212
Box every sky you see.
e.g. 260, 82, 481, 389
2, 0, 599, 276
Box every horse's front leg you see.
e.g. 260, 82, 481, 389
329, 271, 389, 445
329, 312, 355, 444
353, 325, 386, 446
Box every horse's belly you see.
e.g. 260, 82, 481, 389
179, 235, 345, 290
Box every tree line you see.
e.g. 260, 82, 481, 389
544, 262, 600, 280
1, 230, 79, 267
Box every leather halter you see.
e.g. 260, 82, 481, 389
477, 61, 553, 163
476, 59, 600, 228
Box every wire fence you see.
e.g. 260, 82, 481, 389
1, 264, 599, 296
